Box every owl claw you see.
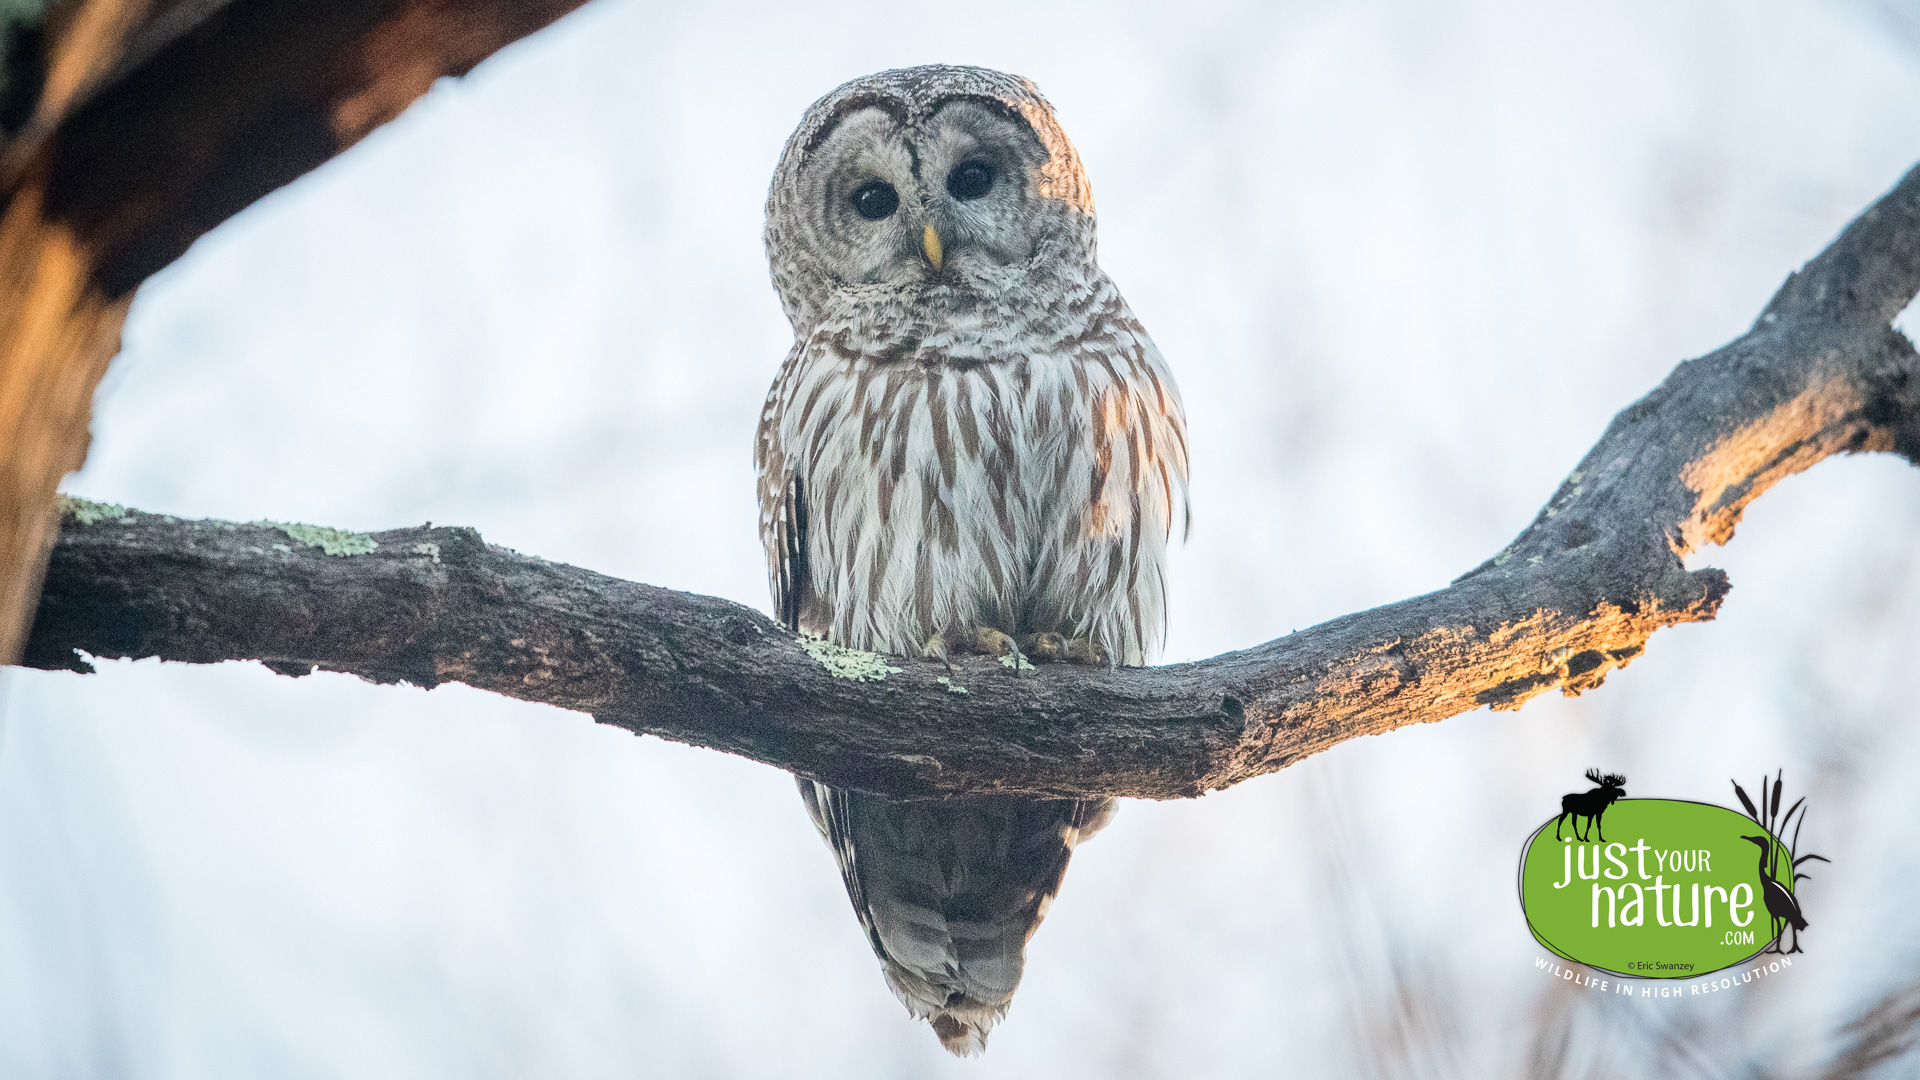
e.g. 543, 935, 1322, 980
970, 626, 1017, 658
921, 632, 954, 674
965, 627, 1031, 677
1015, 632, 1108, 667
1018, 632, 1067, 663
1005, 638, 1028, 678
1066, 637, 1110, 667
921, 626, 1026, 673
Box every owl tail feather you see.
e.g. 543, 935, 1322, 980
930, 1011, 993, 1057
883, 973, 1006, 1056
800, 780, 1114, 1057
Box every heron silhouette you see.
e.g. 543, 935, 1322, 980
1741, 834, 1807, 954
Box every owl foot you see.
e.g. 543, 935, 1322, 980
1017, 633, 1110, 667
921, 633, 954, 674
922, 627, 1029, 676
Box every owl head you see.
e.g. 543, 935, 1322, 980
765, 65, 1097, 333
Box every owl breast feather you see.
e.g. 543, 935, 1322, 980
754, 278, 1189, 665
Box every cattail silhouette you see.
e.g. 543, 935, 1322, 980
1731, 771, 1829, 955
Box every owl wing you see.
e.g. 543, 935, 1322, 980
755, 361, 812, 635
772, 470, 810, 633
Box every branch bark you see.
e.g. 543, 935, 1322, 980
21, 162, 1920, 802
0, 0, 590, 665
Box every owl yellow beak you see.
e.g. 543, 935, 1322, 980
922, 224, 943, 270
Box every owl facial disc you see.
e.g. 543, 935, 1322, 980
764, 65, 1099, 333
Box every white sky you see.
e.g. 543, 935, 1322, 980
3, 1, 1919, 1076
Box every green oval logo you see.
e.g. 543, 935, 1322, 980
1519, 799, 1798, 978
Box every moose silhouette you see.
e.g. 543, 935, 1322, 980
1554, 769, 1627, 842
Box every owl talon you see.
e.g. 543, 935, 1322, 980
938, 626, 1031, 676
1003, 637, 1029, 677
922, 632, 954, 674
1013, 632, 1108, 666
971, 626, 1016, 657
923, 626, 1027, 672
1065, 637, 1110, 667
969, 627, 1032, 676
1018, 632, 1067, 663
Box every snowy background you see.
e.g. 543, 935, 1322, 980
4, 0, 1920, 1076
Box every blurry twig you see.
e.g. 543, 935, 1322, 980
1816, 978, 1920, 1080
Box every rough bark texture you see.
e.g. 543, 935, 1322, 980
22, 162, 1920, 802
0, 0, 589, 666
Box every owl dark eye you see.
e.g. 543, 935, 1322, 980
946, 160, 994, 201
850, 181, 899, 220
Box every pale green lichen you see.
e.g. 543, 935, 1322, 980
936, 676, 969, 694
410, 542, 442, 563
59, 495, 128, 525
999, 653, 1034, 672
263, 521, 379, 556
799, 632, 901, 681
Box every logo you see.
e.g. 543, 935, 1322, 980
1518, 770, 1827, 979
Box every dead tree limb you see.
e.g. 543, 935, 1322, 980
20, 162, 1920, 802
0, 0, 590, 666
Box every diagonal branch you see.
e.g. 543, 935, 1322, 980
20, 162, 1920, 802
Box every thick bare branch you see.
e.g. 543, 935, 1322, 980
20, 163, 1920, 802
0, 0, 590, 665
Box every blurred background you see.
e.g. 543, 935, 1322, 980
2, 0, 1918, 1076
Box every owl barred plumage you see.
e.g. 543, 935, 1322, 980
756, 65, 1188, 1055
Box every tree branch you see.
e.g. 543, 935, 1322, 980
21, 162, 1920, 802
0, 0, 590, 665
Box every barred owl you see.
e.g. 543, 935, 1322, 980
756, 65, 1188, 1056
